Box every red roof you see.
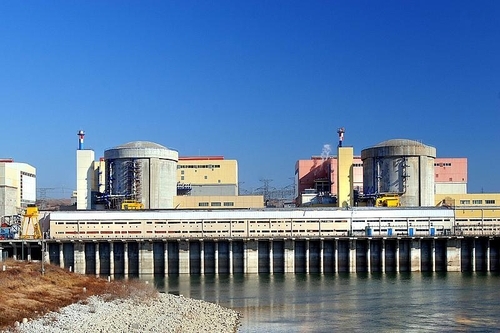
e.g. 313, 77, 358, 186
179, 156, 224, 161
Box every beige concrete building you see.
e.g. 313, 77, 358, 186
175, 156, 263, 209
435, 193, 500, 208
337, 147, 354, 208
173, 195, 264, 209
0, 159, 36, 216
177, 156, 238, 196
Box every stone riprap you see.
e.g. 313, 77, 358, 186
3, 293, 241, 333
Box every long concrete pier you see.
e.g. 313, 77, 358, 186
13, 236, 492, 275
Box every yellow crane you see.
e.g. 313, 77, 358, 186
20, 205, 43, 239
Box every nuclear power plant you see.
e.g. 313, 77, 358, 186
361, 139, 436, 207
71, 128, 491, 211
75, 130, 262, 211
2, 127, 500, 278
104, 141, 179, 209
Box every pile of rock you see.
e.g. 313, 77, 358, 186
5, 293, 241, 333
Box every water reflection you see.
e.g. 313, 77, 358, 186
140, 273, 500, 332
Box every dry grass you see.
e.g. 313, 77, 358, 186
0, 259, 158, 330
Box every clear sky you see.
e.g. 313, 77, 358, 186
1, 1, 499, 198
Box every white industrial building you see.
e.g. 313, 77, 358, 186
0, 159, 36, 216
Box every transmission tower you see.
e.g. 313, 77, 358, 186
256, 178, 274, 202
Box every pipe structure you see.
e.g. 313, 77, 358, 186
77, 130, 85, 150
337, 127, 345, 147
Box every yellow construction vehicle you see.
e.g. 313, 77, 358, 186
121, 200, 144, 210
375, 194, 400, 207
20, 205, 43, 239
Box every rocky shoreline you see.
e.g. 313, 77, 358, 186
3, 293, 241, 333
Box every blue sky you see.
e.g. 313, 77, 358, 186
1, 1, 499, 197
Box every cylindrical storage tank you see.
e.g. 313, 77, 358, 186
104, 141, 178, 209
361, 139, 436, 207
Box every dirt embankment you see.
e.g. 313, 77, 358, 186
0, 259, 154, 330
0, 260, 241, 332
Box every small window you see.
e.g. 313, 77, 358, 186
224, 202, 234, 207
460, 200, 470, 205
472, 200, 483, 205
181, 176, 184, 180
485, 200, 496, 204
181, 170, 184, 175
204, 176, 207, 179
211, 202, 221, 206
198, 202, 209, 207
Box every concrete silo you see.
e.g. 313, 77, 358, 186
104, 141, 178, 209
361, 139, 436, 207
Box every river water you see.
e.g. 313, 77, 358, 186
145, 272, 500, 332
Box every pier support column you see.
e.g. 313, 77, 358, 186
200, 241, 204, 275
215, 242, 219, 274
349, 239, 356, 273
472, 239, 476, 272
59, 243, 64, 269
396, 239, 400, 272
367, 239, 371, 273
487, 239, 491, 272
229, 241, 233, 274
335, 239, 339, 273
179, 241, 190, 274
124, 243, 129, 276
410, 239, 421, 272
432, 239, 436, 272
284, 240, 294, 273
109, 242, 114, 277
320, 240, 324, 274
95, 243, 100, 276
245, 240, 259, 274
74, 242, 86, 274
163, 242, 169, 276
446, 239, 461, 271
381, 239, 386, 273
269, 240, 274, 274
305, 240, 310, 274
140, 242, 154, 275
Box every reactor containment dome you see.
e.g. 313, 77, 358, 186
104, 141, 179, 209
361, 139, 436, 207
